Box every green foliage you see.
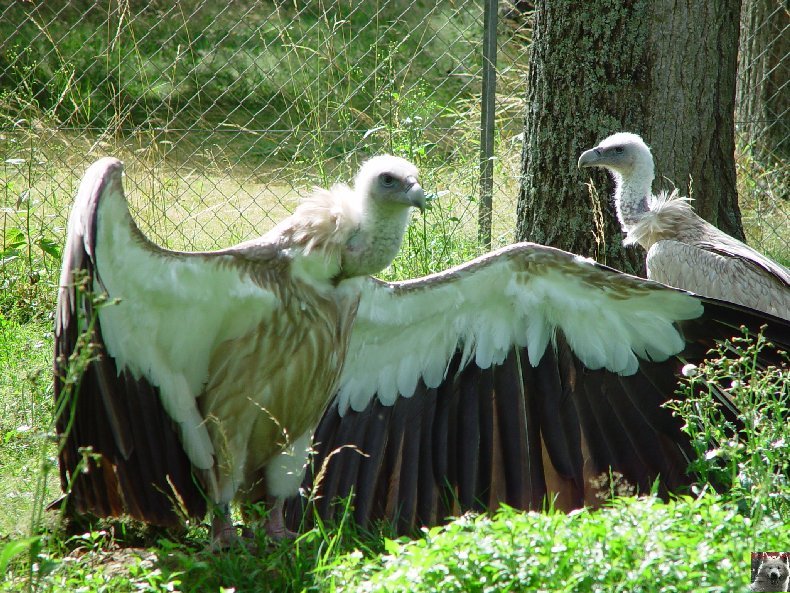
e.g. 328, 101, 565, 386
386, 190, 484, 281
0, 538, 40, 581
1, 157, 62, 323
0, 317, 55, 541
667, 329, 790, 524
327, 497, 784, 592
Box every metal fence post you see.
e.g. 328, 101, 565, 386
479, 0, 498, 250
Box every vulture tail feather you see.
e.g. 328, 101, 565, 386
415, 386, 439, 527
353, 403, 394, 527
475, 367, 496, 511
395, 392, 424, 532
532, 337, 585, 493
506, 348, 547, 510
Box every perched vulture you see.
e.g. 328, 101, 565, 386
56, 155, 789, 545
578, 132, 790, 319
54, 155, 426, 545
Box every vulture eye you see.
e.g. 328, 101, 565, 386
615, 146, 625, 154
380, 173, 395, 187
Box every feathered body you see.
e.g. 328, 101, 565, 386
579, 132, 790, 319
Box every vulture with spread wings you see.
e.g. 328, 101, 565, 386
578, 132, 790, 320
56, 156, 788, 544
55, 155, 425, 545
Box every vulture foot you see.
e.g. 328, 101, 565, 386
209, 512, 257, 552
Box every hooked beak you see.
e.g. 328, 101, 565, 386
404, 175, 426, 212
577, 147, 602, 169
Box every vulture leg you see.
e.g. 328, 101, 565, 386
209, 504, 246, 550
265, 497, 298, 541
261, 430, 312, 540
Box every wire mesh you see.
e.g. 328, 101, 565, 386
735, 0, 789, 257
0, 0, 785, 271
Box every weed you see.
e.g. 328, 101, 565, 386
667, 328, 790, 524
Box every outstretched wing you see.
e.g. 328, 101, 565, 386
55, 158, 282, 525
285, 244, 788, 533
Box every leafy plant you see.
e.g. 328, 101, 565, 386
1, 159, 62, 322
666, 328, 789, 523
326, 496, 785, 592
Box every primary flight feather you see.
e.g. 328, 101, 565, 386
284, 244, 787, 533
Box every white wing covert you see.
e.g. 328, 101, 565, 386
337, 243, 702, 415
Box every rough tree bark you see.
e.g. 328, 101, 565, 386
516, 0, 744, 275
736, 0, 789, 160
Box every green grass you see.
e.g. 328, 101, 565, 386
3, 494, 785, 592
0, 1, 483, 163
736, 143, 790, 266
0, 313, 59, 579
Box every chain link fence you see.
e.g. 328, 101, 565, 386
0, 0, 529, 272
735, 0, 788, 257
0, 0, 785, 279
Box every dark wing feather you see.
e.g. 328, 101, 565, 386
286, 297, 787, 534
54, 159, 206, 526
498, 349, 543, 509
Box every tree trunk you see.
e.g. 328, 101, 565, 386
516, 0, 744, 275
736, 0, 789, 160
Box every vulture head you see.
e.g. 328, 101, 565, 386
354, 155, 425, 212
267, 154, 425, 279
578, 132, 655, 231
340, 155, 426, 278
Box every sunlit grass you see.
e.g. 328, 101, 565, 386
328, 497, 785, 593
0, 318, 56, 540
736, 142, 790, 265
